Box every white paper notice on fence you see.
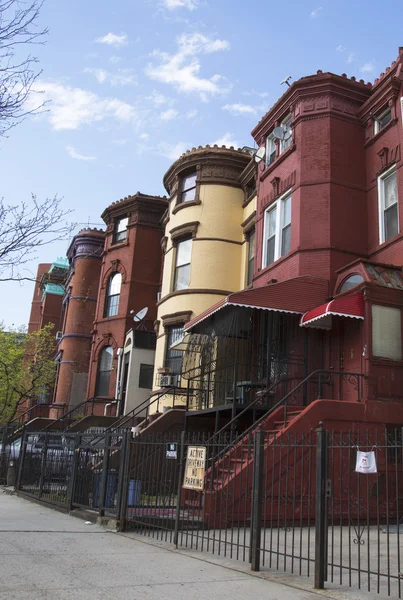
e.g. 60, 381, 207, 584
355, 450, 377, 474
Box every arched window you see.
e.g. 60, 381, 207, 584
96, 346, 113, 396
104, 272, 122, 317
338, 273, 364, 294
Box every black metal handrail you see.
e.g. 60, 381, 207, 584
208, 369, 365, 464
41, 397, 115, 432
88, 386, 186, 445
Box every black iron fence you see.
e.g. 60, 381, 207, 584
16, 430, 130, 517
10, 421, 403, 599
123, 425, 403, 599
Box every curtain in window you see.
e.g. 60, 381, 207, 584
372, 304, 402, 360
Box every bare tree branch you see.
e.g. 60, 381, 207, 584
0, 0, 48, 136
0, 195, 75, 282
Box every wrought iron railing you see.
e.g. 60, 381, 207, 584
41, 398, 116, 432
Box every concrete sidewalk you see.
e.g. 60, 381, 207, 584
0, 491, 346, 600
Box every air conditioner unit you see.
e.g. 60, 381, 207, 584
157, 291, 162, 302
55, 331, 63, 341
160, 374, 175, 387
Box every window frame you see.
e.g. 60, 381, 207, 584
113, 216, 128, 244
265, 133, 276, 166
95, 346, 113, 397
280, 114, 292, 154
104, 272, 122, 317
262, 190, 292, 269
138, 363, 154, 389
374, 107, 392, 135
164, 325, 184, 377
179, 170, 197, 204
247, 229, 255, 286
378, 164, 398, 244
173, 238, 192, 291
372, 304, 403, 361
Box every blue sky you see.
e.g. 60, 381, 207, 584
1, 0, 402, 328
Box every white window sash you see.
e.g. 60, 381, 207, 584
378, 165, 398, 244
280, 115, 292, 154
262, 190, 292, 268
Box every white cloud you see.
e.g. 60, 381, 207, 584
84, 67, 137, 86
146, 91, 174, 106
336, 44, 347, 53
186, 109, 198, 119
158, 140, 190, 160
360, 62, 375, 73
145, 32, 231, 100
66, 146, 96, 161
95, 33, 128, 47
213, 132, 239, 148
162, 0, 199, 9
111, 139, 128, 145
160, 108, 178, 120
242, 89, 269, 98
139, 133, 150, 140
222, 103, 260, 116
33, 81, 137, 130
109, 55, 121, 64
347, 52, 355, 64
310, 6, 322, 17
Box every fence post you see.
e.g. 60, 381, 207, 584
314, 422, 328, 589
117, 431, 131, 531
38, 433, 48, 500
173, 430, 186, 547
66, 434, 81, 510
16, 428, 27, 491
98, 432, 111, 517
251, 428, 264, 572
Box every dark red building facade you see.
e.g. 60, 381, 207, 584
52, 229, 105, 415
86, 193, 168, 410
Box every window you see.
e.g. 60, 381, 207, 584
113, 217, 128, 244
180, 171, 196, 203
372, 305, 402, 360
247, 230, 255, 286
96, 346, 113, 396
246, 179, 256, 198
378, 166, 398, 243
262, 192, 292, 268
165, 326, 184, 376
173, 238, 192, 291
104, 272, 122, 317
266, 133, 276, 166
280, 114, 292, 153
138, 364, 154, 389
338, 274, 364, 293
374, 107, 392, 135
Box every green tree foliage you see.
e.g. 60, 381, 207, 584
0, 323, 56, 425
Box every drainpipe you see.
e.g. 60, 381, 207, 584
114, 347, 124, 416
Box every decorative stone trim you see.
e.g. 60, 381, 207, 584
169, 221, 200, 242
172, 199, 201, 215
260, 171, 296, 213
163, 146, 251, 195
157, 288, 233, 307
160, 236, 168, 253
101, 260, 128, 288
241, 211, 256, 238
161, 310, 192, 328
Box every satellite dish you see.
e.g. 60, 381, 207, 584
132, 306, 148, 322
254, 146, 266, 163
273, 127, 286, 140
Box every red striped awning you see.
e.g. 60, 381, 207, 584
184, 276, 329, 331
299, 292, 364, 330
